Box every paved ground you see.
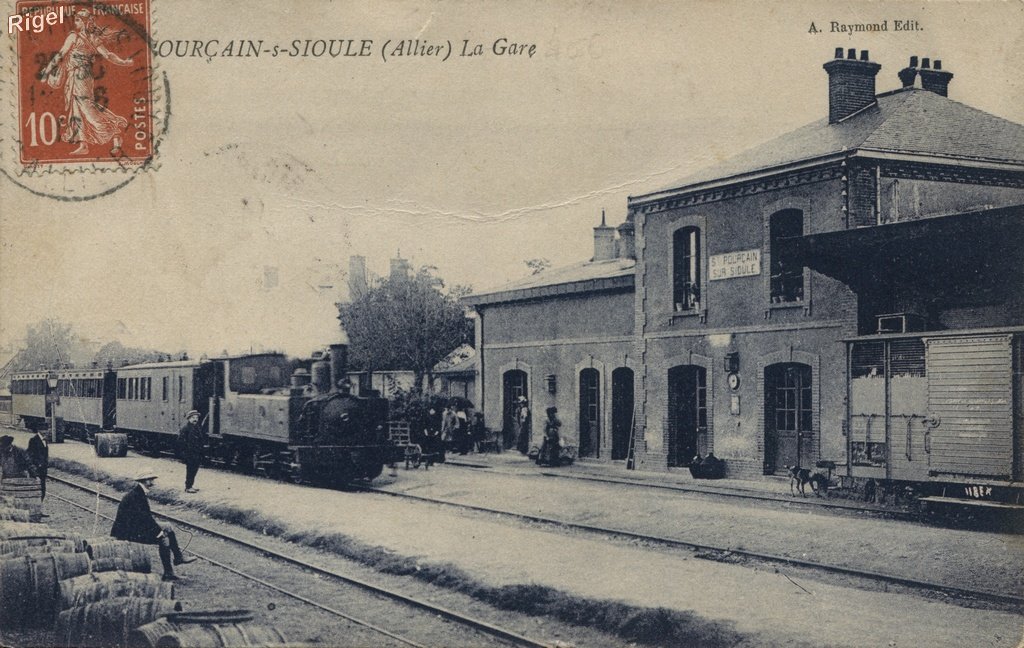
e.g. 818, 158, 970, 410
11, 431, 1024, 648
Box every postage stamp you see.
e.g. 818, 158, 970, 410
15, 0, 153, 166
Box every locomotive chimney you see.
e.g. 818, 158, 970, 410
329, 343, 348, 392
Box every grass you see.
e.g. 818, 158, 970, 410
52, 457, 747, 647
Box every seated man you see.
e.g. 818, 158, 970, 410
110, 468, 196, 581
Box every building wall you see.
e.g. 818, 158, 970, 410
634, 177, 859, 475
484, 290, 634, 343
478, 289, 634, 457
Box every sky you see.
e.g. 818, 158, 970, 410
2, 0, 1023, 357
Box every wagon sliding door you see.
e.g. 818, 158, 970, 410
926, 335, 1014, 480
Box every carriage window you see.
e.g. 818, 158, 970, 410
888, 339, 925, 377
178, 376, 185, 402
851, 342, 885, 378
117, 378, 127, 399
673, 226, 701, 312
241, 367, 257, 385
162, 376, 169, 401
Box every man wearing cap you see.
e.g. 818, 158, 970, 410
0, 435, 37, 479
111, 469, 195, 581
177, 410, 206, 493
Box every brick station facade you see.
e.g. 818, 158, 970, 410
467, 49, 1024, 481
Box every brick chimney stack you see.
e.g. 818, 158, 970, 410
823, 47, 881, 123
592, 209, 617, 262
897, 55, 919, 88
617, 217, 635, 260
919, 58, 953, 97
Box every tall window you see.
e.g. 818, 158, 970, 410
769, 210, 804, 303
673, 227, 701, 312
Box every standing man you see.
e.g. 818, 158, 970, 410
111, 468, 195, 581
27, 429, 49, 501
178, 410, 206, 493
0, 435, 36, 478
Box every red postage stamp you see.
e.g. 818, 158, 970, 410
15, 1, 153, 166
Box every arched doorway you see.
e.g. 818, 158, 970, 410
667, 365, 706, 467
502, 370, 529, 451
764, 363, 812, 474
579, 368, 600, 458
611, 367, 634, 461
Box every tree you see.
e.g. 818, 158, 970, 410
93, 341, 176, 368
525, 258, 551, 275
15, 318, 76, 370
338, 266, 471, 388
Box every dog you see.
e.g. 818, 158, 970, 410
787, 466, 828, 497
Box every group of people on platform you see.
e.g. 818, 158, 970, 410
416, 399, 487, 461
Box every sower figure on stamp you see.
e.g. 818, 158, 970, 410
27, 429, 49, 502
178, 410, 206, 493
38, 9, 134, 156
111, 469, 196, 582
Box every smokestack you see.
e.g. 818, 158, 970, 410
592, 209, 616, 262
348, 255, 368, 299
919, 58, 953, 97
328, 343, 348, 392
823, 48, 881, 123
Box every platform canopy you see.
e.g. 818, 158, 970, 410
778, 204, 1024, 298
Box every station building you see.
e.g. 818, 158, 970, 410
468, 49, 1024, 482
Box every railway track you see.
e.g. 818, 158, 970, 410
49, 473, 555, 648
358, 482, 1024, 611
446, 457, 923, 522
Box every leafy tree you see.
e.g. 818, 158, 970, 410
93, 341, 178, 368
338, 266, 472, 388
525, 258, 551, 275
14, 318, 76, 370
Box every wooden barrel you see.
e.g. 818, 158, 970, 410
60, 571, 173, 611
0, 506, 31, 523
128, 611, 289, 648
0, 522, 55, 537
0, 523, 87, 549
0, 552, 92, 627
0, 478, 43, 521
55, 596, 181, 648
95, 432, 129, 458
85, 538, 152, 573
0, 538, 82, 557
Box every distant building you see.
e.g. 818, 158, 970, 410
430, 344, 477, 402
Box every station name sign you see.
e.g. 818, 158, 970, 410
709, 249, 761, 280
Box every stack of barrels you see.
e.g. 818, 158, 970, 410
0, 465, 294, 647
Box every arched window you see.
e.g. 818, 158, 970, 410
673, 227, 701, 312
769, 210, 804, 303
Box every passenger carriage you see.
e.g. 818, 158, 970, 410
10, 371, 49, 431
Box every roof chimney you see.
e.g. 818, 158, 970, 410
897, 56, 918, 88
616, 217, 635, 260
919, 58, 953, 96
823, 48, 881, 123
592, 209, 616, 262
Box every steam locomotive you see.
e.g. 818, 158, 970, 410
10, 343, 402, 484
